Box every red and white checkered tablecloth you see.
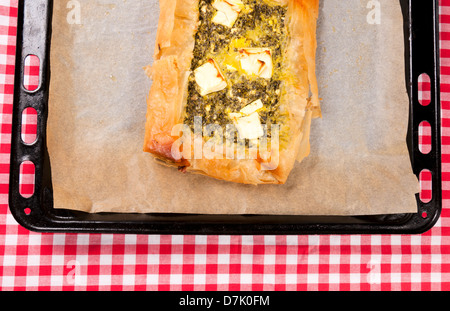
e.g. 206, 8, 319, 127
0, 0, 449, 292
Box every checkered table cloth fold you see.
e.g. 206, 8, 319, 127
0, 0, 449, 291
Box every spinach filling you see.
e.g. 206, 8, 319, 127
184, 0, 288, 143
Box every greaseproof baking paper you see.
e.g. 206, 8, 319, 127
47, 0, 420, 215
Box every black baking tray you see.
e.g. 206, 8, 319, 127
8, 0, 442, 235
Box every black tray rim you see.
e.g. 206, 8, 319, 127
7, 0, 443, 236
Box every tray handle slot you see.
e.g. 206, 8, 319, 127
21, 107, 38, 145
22, 54, 41, 92
418, 120, 432, 155
19, 160, 35, 199
418, 73, 431, 107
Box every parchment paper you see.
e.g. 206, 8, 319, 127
47, 0, 420, 215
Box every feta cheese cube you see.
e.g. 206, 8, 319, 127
239, 48, 273, 79
212, 0, 244, 28
229, 100, 265, 140
231, 112, 264, 140
194, 59, 227, 96
240, 99, 263, 115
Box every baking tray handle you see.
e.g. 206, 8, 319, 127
402, 0, 441, 227
9, 0, 53, 227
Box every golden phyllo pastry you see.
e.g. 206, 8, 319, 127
144, 0, 320, 185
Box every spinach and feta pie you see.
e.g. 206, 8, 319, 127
144, 0, 320, 185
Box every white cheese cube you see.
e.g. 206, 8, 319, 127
229, 100, 265, 140
240, 99, 263, 115
212, 0, 244, 28
239, 48, 273, 79
194, 59, 227, 96
232, 112, 264, 140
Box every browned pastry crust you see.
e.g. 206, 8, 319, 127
144, 0, 320, 185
